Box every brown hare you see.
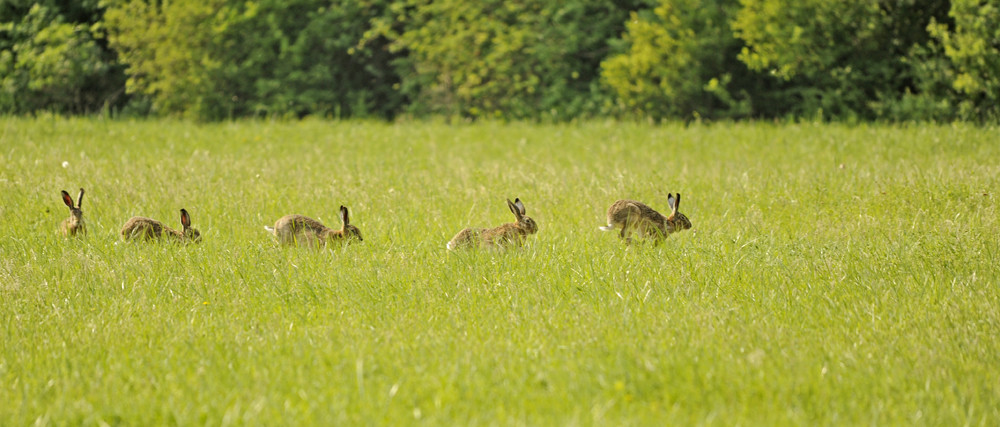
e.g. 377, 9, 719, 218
121, 209, 202, 243
447, 198, 538, 250
267, 205, 362, 247
60, 188, 86, 237
600, 193, 690, 245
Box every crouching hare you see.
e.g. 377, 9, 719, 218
121, 209, 202, 244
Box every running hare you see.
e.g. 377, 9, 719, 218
267, 205, 362, 247
600, 193, 690, 245
447, 198, 538, 250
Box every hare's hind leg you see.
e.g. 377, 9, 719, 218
619, 204, 643, 245
447, 228, 478, 250
620, 223, 633, 245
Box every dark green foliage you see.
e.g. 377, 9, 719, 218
374, 0, 648, 120
601, 0, 756, 120
221, 0, 404, 119
5, 0, 1000, 121
0, 0, 126, 114
928, 0, 1000, 121
733, 0, 952, 120
105, 0, 402, 120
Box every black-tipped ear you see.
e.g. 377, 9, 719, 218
180, 209, 191, 228
77, 188, 85, 208
668, 193, 677, 212
61, 190, 74, 208
514, 198, 526, 216
675, 193, 681, 211
507, 198, 522, 220
340, 205, 350, 226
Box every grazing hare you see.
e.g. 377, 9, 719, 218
121, 209, 202, 244
447, 198, 538, 250
60, 188, 86, 237
600, 193, 690, 245
267, 205, 362, 247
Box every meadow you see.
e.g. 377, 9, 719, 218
1, 117, 998, 425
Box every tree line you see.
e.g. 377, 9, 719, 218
2, 0, 997, 122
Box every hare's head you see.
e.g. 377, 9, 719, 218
507, 198, 538, 235
667, 193, 691, 231
61, 188, 84, 224
179, 209, 202, 243
337, 205, 363, 242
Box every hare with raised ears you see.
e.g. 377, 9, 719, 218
266, 205, 362, 247
600, 193, 691, 245
447, 198, 538, 250
121, 209, 202, 243
60, 188, 86, 237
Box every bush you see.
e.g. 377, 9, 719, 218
601, 0, 756, 120
733, 0, 950, 120
104, 0, 224, 118
929, 0, 1000, 121
377, 0, 646, 120
105, 0, 403, 120
0, 1, 125, 114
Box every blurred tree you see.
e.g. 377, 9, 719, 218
929, 0, 1000, 121
0, 1, 125, 114
104, 0, 222, 118
373, 0, 649, 120
105, 0, 403, 120
601, 0, 761, 120
6, 0, 996, 121
230, 0, 404, 119
733, 0, 951, 119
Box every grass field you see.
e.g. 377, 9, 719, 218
1, 116, 998, 425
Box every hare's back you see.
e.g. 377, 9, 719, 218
122, 216, 162, 228
121, 217, 165, 239
274, 215, 329, 238
608, 199, 661, 222
482, 223, 528, 245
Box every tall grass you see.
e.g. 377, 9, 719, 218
1, 117, 998, 425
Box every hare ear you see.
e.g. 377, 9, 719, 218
180, 209, 191, 229
61, 190, 74, 208
340, 205, 350, 226
507, 198, 523, 220
514, 198, 526, 216
77, 188, 85, 208
668, 193, 677, 213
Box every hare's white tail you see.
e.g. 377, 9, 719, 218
599, 224, 615, 231
446, 241, 455, 251
264, 225, 275, 234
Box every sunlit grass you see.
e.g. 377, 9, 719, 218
1, 117, 998, 425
